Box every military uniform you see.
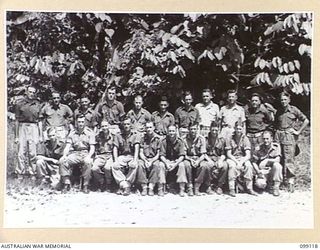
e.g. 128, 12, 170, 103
15, 97, 42, 176
126, 108, 152, 133
174, 105, 200, 138
74, 107, 98, 129
245, 104, 272, 151
151, 111, 175, 136
183, 134, 207, 192
40, 103, 73, 140
225, 133, 254, 193
95, 100, 125, 134
36, 138, 65, 183
91, 132, 117, 189
219, 104, 246, 138
59, 127, 95, 186
112, 132, 140, 185
206, 133, 228, 190
274, 105, 307, 179
253, 142, 283, 187
195, 102, 220, 138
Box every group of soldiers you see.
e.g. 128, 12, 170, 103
13, 85, 309, 197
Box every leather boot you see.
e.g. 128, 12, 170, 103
61, 183, 71, 194
158, 184, 164, 197
194, 183, 201, 196
82, 185, 89, 194
148, 183, 154, 196
187, 183, 194, 196
228, 181, 236, 197
141, 184, 148, 196
273, 181, 280, 196
179, 183, 186, 197
246, 180, 257, 196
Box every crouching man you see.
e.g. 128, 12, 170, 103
159, 125, 188, 197
137, 121, 162, 196
226, 121, 256, 197
59, 115, 95, 194
253, 131, 283, 196
36, 127, 64, 188
91, 120, 117, 192
112, 118, 140, 196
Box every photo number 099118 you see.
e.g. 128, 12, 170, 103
5, 11, 313, 228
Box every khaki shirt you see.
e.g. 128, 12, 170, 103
152, 111, 175, 135
206, 133, 225, 157
74, 107, 98, 129
66, 127, 96, 151
115, 132, 140, 155
195, 102, 220, 127
37, 139, 65, 159
95, 132, 117, 155
160, 136, 186, 160
220, 104, 246, 128
275, 105, 307, 130
95, 100, 125, 125
40, 103, 73, 127
175, 105, 200, 128
127, 108, 152, 132
15, 97, 41, 123
184, 134, 206, 156
225, 134, 251, 158
253, 142, 281, 163
140, 133, 161, 158
245, 104, 272, 133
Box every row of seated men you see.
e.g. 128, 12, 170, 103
14, 86, 309, 197
36, 115, 283, 197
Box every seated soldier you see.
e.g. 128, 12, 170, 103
204, 120, 228, 195
226, 121, 256, 197
183, 123, 207, 196
159, 125, 188, 197
252, 131, 283, 196
59, 115, 95, 194
91, 120, 117, 192
112, 118, 140, 196
36, 127, 64, 188
136, 121, 162, 196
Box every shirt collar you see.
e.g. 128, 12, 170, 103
181, 105, 196, 112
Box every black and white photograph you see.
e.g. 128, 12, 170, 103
4, 11, 313, 228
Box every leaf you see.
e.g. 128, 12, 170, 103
264, 26, 274, 36
170, 23, 183, 34
254, 57, 261, 68
97, 13, 112, 23
293, 73, 300, 83
207, 51, 214, 60
288, 62, 295, 72
184, 49, 195, 62
294, 60, 301, 70
105, 29, 115, 38
259, 59, 266, 69
214, 47, 223, 61
95, 22, 103, 33
221, 64, 228, 72
283, 63, 289, 73
265, 72, 273, 86
298, 44, 306, 55
55, 13, 66, 20
196, 26, 204, 35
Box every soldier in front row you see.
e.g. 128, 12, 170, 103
59, 115, 95, 194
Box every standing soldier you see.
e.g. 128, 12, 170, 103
152, 96, 175, 136
39, 91, 73, 140
137, 121, 162, 196
36, 127, 64, 187
183, 123, 208, 196
219, 89, 246, 139
14, 86, 42, 180
245, 93, 273, 152
252, 131, 283, 196
274, 92, 309, 192
175, 91, 200, 139
205, 120, 228, 195
91, 120, 117, 192
195, 89, 220, 138
95, 86, 125, 135
59, 115, 95, 194
127, 95, 152, 133
112, 118, 140, 196
225, 121, 256, 197
159, 125, 188, 197
74, 94, 98, 132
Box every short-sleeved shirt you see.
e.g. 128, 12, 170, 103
37, 139, 65, 159
95, 132, 117, 155
220, 104, 246, 128
15, 97, 42, 123
95, 100, 125, 125
159, 136, 186, 161
115, 132, 140, 155
175, 105, 200, 128
225, 134, 251, 158
74, 107, 98, 129
206, 133, 225, 157
66, 127, 96, 151
40, 103, 73, 127
152, 111, 175, 135
140, 133, 161, 158
127, 108, 152, 132
245, 104, 272, 133
275, 105, 307, 130
184, 134, 206, 156
253, 142, 281, 163
195, 102, 220, 127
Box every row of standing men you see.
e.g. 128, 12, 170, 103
14, 86, 309, 196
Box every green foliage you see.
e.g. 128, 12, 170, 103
6, 12, 312, 111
